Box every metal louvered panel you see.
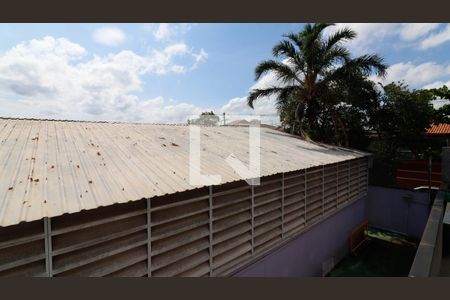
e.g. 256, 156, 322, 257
282, 170, 306, 237
253, 174, 283, 255
337, 161, 350, 205
150, 188, 210, 277
358, 158, 368, 197
51, 200, 148, 277
305, 166, 324, 222
323, 163, 338, 215
0, 157, 369, 277
0, 220, 46, 277
211, 181, 252, 276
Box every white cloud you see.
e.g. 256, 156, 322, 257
220, 96, 277, 116
420, 24, 450, 50
152, 23, 192, 41
192, 49, 208, 69
0, 36, 208, 122
219, 71, 281, 125
372, 61, 450, 88
119, 96, 205, 123
153, 24, 173, 41
327, 23, 441, 54
163, 43, 188, 56
220, 57, 450, 125
422, 81, 450, 109
423, 80, 450, 90
92, 27, 126, 47
431, 99, 450, 109
326, 24, 396, 54
220, 96, 280, 125
398, 24, 440, 41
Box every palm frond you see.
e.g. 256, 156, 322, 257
347, 54, 388, 77
248, 85, 300, 109
284, 32, 303, 50
318, 46, 351, 72
254, 59, 301, 84
323, 27, 356, 51
272, 40, 297, 58
248, 87, 284, 108
323, 54, 387, 84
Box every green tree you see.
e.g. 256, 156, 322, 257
318, 74, 380, 148
367, 82, 444, 185
247, 23, 387, 145
372, 82, 437, 159
428, 85, 450, 123
429, 85, 450, 99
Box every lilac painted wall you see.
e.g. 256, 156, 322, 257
233, 185, 431, 277
367, 186, 430, 240
234, 197, 367, 277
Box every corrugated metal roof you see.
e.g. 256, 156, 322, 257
426, 123, 450, 135
0, 118, 368, 227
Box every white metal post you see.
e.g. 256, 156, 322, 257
336, 164, 339, 209
304, 169, 307, 225
322, 166, 325, 216
44, 217, 52, 277
281, 173, 285, 239
209, 186, 213, 276
251, 183, 255, 255
147, 198, 151, 277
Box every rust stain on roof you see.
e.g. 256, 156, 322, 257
0, 118, 368, 227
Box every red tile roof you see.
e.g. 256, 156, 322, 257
426, 123, 450, 135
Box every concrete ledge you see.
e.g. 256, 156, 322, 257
409, 184, 446, 277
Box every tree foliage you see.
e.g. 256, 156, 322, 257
248, 23, 387, 146
370, 82, 437, 159
366, 82, 449, 185
247, 24, 449, 188
428, 85, 450, 124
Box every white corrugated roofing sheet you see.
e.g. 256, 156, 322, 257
0, 118, 368, 226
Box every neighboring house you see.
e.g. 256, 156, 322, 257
226, 119, 252, 126
0, 118, 369, 277
226, 119, 280, 131
426, 123, 450, 146
393, 124, 450, 189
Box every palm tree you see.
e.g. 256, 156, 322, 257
248, 23, 387, 145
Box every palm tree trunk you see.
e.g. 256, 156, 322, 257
306, 103, 321, 140
295, 102, 306, 138
331, 113, 341, 146
336, 114, 349, 147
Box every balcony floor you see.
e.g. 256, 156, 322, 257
327, 228, 418, 277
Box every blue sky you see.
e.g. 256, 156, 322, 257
0, 23, 449, 123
